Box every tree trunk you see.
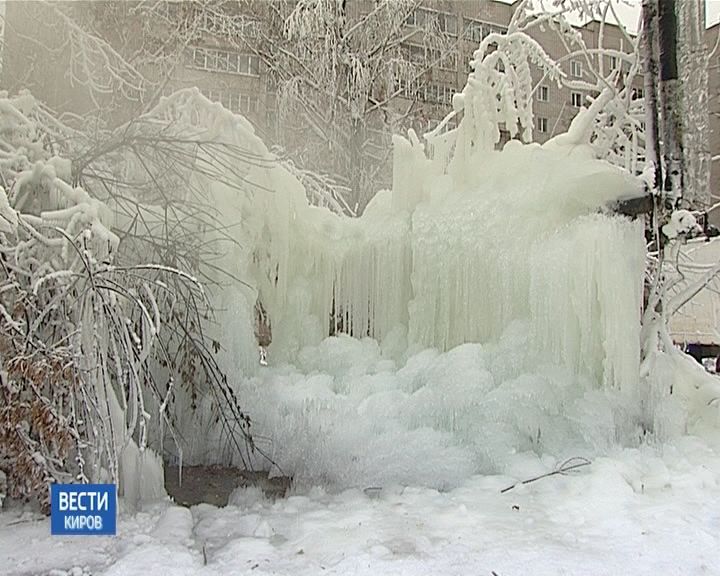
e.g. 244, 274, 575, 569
641, 0, 663, 192
677, 0, 711, 208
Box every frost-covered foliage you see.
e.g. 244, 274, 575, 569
0, 91, 266, 509
48, 2, 148, 108
524, 2, 645, 173
449, 26, 560, 158
588, 87, 645, 175
0, 94, 162, 508
422, 0, 645, 180
269, 150, 356, 216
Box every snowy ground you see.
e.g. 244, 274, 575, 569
3, 437, 720, 576
5, 332, 720, 575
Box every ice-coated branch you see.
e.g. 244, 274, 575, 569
45, 2, 147, 107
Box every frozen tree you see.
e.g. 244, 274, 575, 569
677, 0, 711, 209
640, 0, 663, 192
0, 92, 267, 508
1, 1, 157, 124
656, 0, 683, 207
121, 0, 430, 213
633, 1, 720, 425
223, 0, 460, 212
424, 0, 645, 179
7, 1, 363, 215
440, 14, 561, 181
0, 93, 180, 508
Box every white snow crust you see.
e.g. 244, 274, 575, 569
4, 436, 720, 576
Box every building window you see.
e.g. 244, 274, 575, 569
465, 19, 484, 43
609, 55, 618, 70
215, 51, 229, 72
571, 92, 583, 107
536, 117, 548, 133
407, 8, 456, 35
632, 88, 644, 100
190, 47, 260, 76
239, 94, 254, 113
402, 44, 457, 71
464, 18, 508, 43
405, 8, 424, 27
397, 77, 424, 100
538, 85, 549, 102
432, 48, 457, 70
444, 13, 458, 35
433, 11, 457, 35
404, 43, 425, 63
204, 88, 259, 115
421, 83, 453, 105
571, 60, 582, 78
442, 51, 458, 70
202, 12, 260, 38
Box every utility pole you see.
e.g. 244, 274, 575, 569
657, 0, 684, 208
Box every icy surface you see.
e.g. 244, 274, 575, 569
119, 442, 165, 510
161, 88, 645, 386
165, 98, 651, 478
238, 137, 645, 374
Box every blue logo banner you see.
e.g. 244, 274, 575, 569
50, 484, 117, 536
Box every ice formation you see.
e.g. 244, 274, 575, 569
195, 101, 645, 389
145, 73, 672, 489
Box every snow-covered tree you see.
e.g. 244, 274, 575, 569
0, 90, 267, 509
224, 0, 460, 212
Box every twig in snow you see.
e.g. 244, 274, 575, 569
500, 457, 591, 494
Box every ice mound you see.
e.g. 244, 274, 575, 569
172, 324, 648, 491
208, 324, 720, 492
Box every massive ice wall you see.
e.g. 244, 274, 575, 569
154, 79, 646, 405
204, 122, 646, 393
159, 94, 646, 397
142, 29, 720, 485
